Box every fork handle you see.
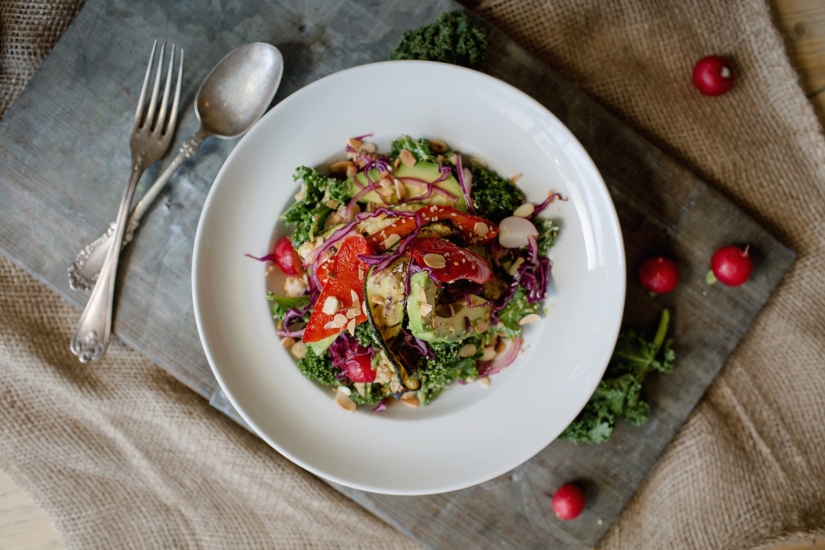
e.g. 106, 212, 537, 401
70, 153, 148, 362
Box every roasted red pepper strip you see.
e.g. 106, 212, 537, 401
365, 205, 497, 250
410, 238, 493, 284
303, 236, 373, 343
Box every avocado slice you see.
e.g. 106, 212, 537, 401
406, 272, 492, 343
346, 161, 466, 212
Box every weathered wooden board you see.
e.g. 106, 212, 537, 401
0, 1, 794, 549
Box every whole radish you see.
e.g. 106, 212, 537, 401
552, 483, 585, 521
709, 245, 753, 286
693, 56, 735, 96
638, 256, 680, 294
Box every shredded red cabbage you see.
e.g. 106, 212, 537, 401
245, 253, 277, 263
354, 133, 373, 141
372, 399, 388, 413
400, 329, 434, 361
455, 154, 476, 214
329, 332, 374, 372
357, 215, 422, 275
531, 192, 568, 218
304, 207, 419, 287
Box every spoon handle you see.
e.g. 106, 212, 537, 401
68, 134, 204, 292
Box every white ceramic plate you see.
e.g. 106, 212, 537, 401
192, 61, 625, 495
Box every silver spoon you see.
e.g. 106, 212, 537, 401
69, 42, 284, 292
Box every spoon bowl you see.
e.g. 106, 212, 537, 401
197, 42, 284, 139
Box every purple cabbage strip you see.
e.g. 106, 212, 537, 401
245, 253, 277, 263
304, 207, 419, 287
531, 192, 568, 218
357, 215, 422, 275
354, 133, 373, 141
455, 154, 476, 214
372, 399, 388, 413
328, 331, 374, 374
275, 283, 320, 338
400, 329, 434, 361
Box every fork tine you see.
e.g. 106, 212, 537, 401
155, 43, 175, 135
166, 48, 184, 136
144, 40, 166, 131
134, 40, 157, 127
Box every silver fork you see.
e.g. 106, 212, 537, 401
70, 40, 183, 363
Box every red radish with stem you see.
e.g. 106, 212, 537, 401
638, 256, 680, 294
709, 245, 753, 286
693, 56, 735, 96
552, 483, 585, 521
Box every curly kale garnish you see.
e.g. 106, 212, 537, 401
417, 338, 481, 404
493, 287, 539, 340
560, 309, 675, 444
534, 217, 560, 256
280, 166, 350, 246
297, 347, 339, 386
350, 383, 383, 406
470, 166, 526, 223
389, 11, 489, 69
266, 293, 310, 322
390, 135, 438, 163
354, 322, 376, 349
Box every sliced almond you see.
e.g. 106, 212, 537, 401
399, 149, 416, 167
324, 320, 338, 330
469, 157, 487, 168
326, 199, 339, 209
350, 289, 359, 305
379, 170, 390, 180
393, 158, 402, 170
417, 287, 428, 305
330, 160, 354, 174
475, 320, 490, 333
419, 303, 433, 317
495, 338, 507, 354
335, 391, 357, 412
337, 386, 352, 396
474, 222, 489, 237
346, 165, 357, 178
394, 178, 406, 199
428, 139, 448, 153
358, 267, 364, 280
481, 346, 497, 361
280, 337, 296, 348
347, 318, 356, 335
359, 142, 377, 154
290, 342, 308, 359
379, 177, 393, 189
354, 382, 366, 397
362, 300, 369, 316
400, 394, 420, 407
322, 296, 339, 315
513, 203, 535, 218
507, 257, 525, 276
423, 253, 446, 269
509, 173, 522, 184
333, 313, 348, 328
345, 308, 357, 319
383, 233, 401, 248
371, 294, 386, 305
478, 376, 492, 388
348, 137, 362, 149
518, 313, 541, 325
459, 344, 477, 357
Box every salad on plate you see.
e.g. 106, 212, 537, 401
252, 135, 563, 412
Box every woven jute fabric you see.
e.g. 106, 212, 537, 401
1, 0, 824, 548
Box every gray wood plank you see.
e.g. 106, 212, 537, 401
0, 1, 794, 549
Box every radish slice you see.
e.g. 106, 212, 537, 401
498, 216, 538, 248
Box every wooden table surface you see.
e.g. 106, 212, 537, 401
1, 0, 824, 548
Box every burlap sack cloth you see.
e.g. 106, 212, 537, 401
1, 0, 824, 547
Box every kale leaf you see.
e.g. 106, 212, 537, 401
417, 338, 480, 404
494, 287, 539, 340
297, 348, 339, 386
354, 322, 376, 349
390, 135, 438, 163
280, 166, 350, 246
389, 11, 489, 69
559, 309, 675, 444
470, 166, 526, 223
534, 217, 560, 256
266, 293, 310, 322
350, 383, 383, 406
